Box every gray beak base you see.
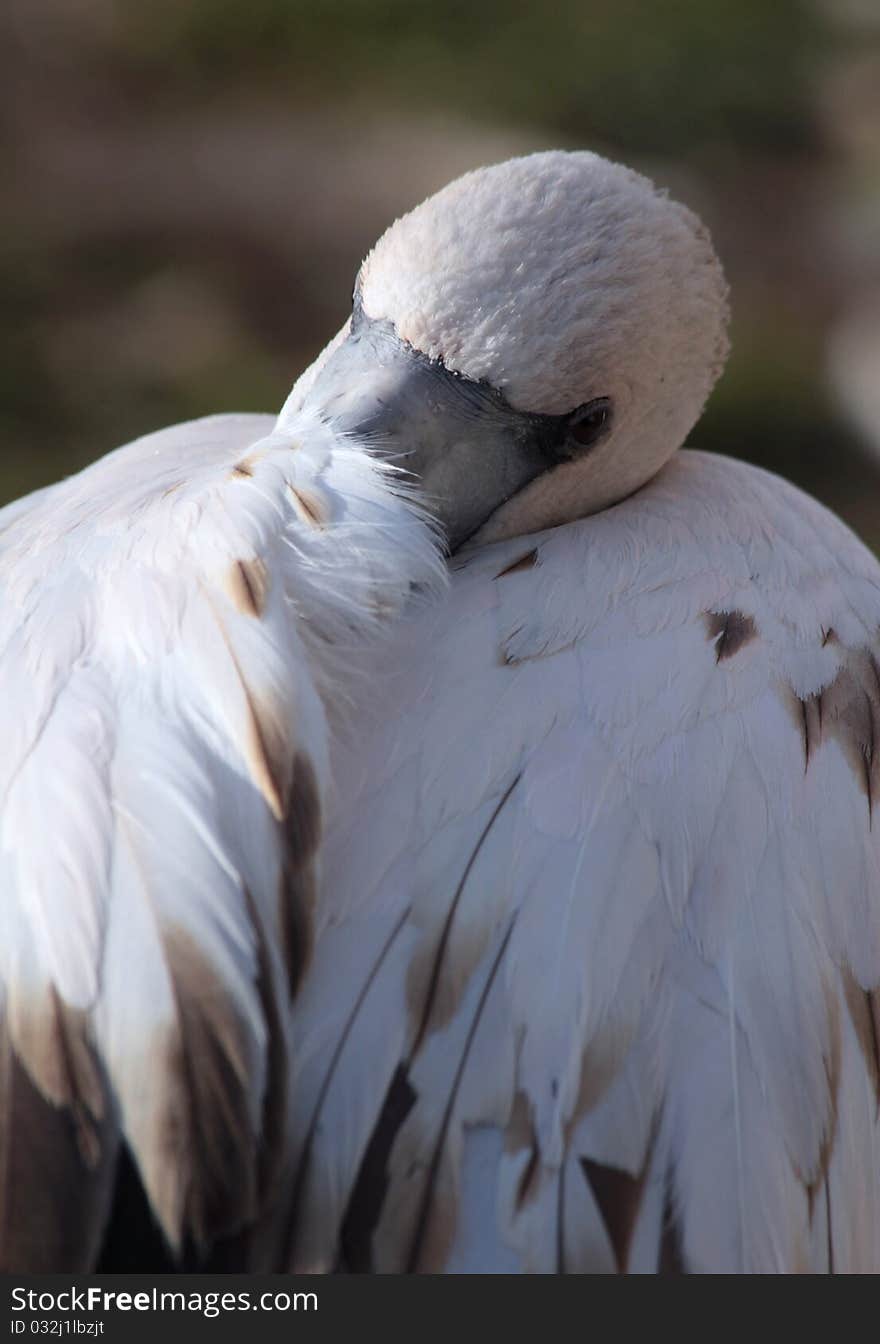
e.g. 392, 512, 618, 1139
299, 305, 576, 551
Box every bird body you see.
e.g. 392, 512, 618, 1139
1, 149, 879, 1273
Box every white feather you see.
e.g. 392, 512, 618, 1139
0, 407, 441, 1265
290, 450, 880, 1273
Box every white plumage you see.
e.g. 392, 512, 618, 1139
1, 149, 879, 1273
291, 450, 880, 1272
0, 409, 440, 1268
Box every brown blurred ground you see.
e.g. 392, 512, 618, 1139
2, 1, 880, 545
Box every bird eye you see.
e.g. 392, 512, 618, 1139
567, 397, 613, 451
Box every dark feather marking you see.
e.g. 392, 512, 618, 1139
787, 646, 880, 816
495, 549, 538, 579
405, 917, 517, 1273
168, 903, 286, 1268
505, 1090, 540, 1212
864, 701, 875, 821
658, 1177, 686, 1274
866, 651, 880, 820
1, 1027, 116, 1273
97, 1147, 177, 1272
822, 650, 880, 817
7, 993, 105, 1172
794, 691, 823, 773
100, 894, 290, 1279
278, 864, 316, 1001
283, 909, 412, 1270
842, 971, 880, 1112
867, 990, 880, 1114
704, 610, 757, 663
231, 458, 255, 479
516, 1144, 540, 1212
241, 887, 288, 1204
802, 991, 841, 1222
501, 626, 525, 667
339, 1065, 417, 1273
502, 635, 577, 669
288, 753, 322, 862
409, 774, 521, 1055
46, 992, 104, 1167
278, 753, 322, 998
580, 1157, 649, 1274
228, 558, 269, 619
556, 1162, 566, 1274
158, 926, 260, 1252
505, 1089, 533, 1153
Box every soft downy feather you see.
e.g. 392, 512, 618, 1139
0, 408, 442, 1269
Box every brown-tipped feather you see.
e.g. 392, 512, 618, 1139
241, 685, 291, 823
279, 863, 317, 1002
340, 1065, 417, 1272
8, 991, 105, 1167
244, 891, 290, 1206
227, 558, 270, 619
143, 927, 261, 1253
505, 1091, 540, 1211
658, 1177, 687, 1273
799, 987, 842, 1221
278, 753, 322, 999
580, 1157, 648, 1273
842, 971, 880, 1110
230, 456, 259, 480
203, 888, 291, 1271
0, 1021, 117, 1272
494, 549, 538, 579
704, 609, 758, 663
288, 486, 327, 528
100, 894, 293, 1274
287, 753, 322, 862
789, 647, 880, 817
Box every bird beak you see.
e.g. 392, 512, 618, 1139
297, 306, 571, 552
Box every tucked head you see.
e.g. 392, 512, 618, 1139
291, 150, 729, 549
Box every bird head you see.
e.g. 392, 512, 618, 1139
288, 150, 730, 550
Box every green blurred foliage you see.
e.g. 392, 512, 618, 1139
3, 0, 880, 543
123, 0, 824, 156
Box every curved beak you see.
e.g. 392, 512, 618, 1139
297, 308, 570, 552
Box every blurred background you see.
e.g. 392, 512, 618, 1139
2, 0, 880, 542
